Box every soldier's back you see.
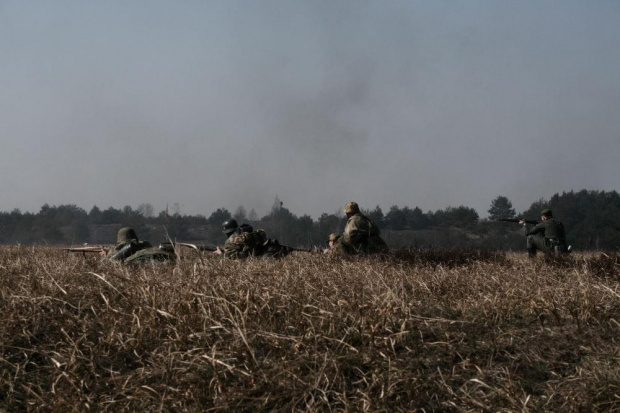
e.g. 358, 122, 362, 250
124, 247, 175, 265
224, 230, 267, 259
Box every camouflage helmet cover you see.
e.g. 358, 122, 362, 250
328, 233, 341, 242
117, 227, 139, 244
344, 201, 360, 214
222, 219, 239, 235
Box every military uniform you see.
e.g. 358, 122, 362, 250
219, 219, 297, 259
224, 229, 267, 259
105, 227, 152, 262
105, 227, 174, 264
323, 233, 342, 254
328, 233, 341, 244
124, 247, 174, 264
339, 202, 388, 255
524, 209, 567, 256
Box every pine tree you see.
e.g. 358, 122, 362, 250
488, 196, 516, 220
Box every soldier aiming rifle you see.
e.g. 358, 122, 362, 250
518, 209, 570, 257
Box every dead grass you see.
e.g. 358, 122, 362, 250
1, 246, 618, 412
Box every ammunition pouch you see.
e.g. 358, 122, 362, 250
546, 238, 568, 255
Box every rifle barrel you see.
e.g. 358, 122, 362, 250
171, 242, 219, 252
497, 219, 539, 225
63, 247, 106, 253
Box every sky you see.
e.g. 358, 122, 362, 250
1, 0, 619, 219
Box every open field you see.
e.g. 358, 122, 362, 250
1, 247, 619, 412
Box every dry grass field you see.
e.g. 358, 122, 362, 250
1, 246, 619, 412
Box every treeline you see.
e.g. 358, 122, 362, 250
0, 190, 619, 250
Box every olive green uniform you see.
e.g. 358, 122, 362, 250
339, 213, 388, 254
124, 247, 174, 264
105, 227, 173, 264
524, 218, 567, 256
105, 228, 152, 262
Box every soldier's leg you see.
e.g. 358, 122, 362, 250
526, 235, 548, 257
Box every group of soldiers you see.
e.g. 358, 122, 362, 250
96, 202, 568, 264
100, 201, 389, 264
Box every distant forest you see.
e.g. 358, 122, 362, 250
1, 190, 619, 251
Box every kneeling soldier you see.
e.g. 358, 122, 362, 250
520, 209, 568, 257
339, 202, 388, 255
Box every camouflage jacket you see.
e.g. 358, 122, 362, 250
224, 229, 268, 259
340, 213, 388, 254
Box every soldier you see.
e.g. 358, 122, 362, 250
226, 228, 269, 259
104, 227, 173, 264
213, 219, 238, 257
212, 219, 260, 259
225, 221, 268, 259
520, 209, 568, 257
339, 202, 388, 254
104, 227, 151, 261
323, 233, 341, 253
216, 219, 295, 259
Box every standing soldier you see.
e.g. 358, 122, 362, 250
339, 202, 388, 254
520, 209, 569, 257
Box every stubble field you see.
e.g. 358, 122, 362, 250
0, 246, 619, 412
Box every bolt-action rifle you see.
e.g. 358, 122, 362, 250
159, 242, 219, 253
63, 246, 108, 256
497, 218, 539, 225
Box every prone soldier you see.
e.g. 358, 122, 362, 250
104, 227, 174, 264
216, 219, 296, 259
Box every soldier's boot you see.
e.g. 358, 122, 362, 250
527, 248, 537, 258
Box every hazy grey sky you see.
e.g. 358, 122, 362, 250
1, 1, 619, 218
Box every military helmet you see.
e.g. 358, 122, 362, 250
344, 201, 360, 214
117, 227, 138, 244
222, 219, 239, 236
540, 209, 553, 217
328, 233, 341, 242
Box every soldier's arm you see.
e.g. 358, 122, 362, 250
524, 221, 546, 237
106, 243, 135, 261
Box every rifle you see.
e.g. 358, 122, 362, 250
284, 245, 316, 253
159, 242, 220, 253
497, 218, 539, 225
63, 246, 108, 256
